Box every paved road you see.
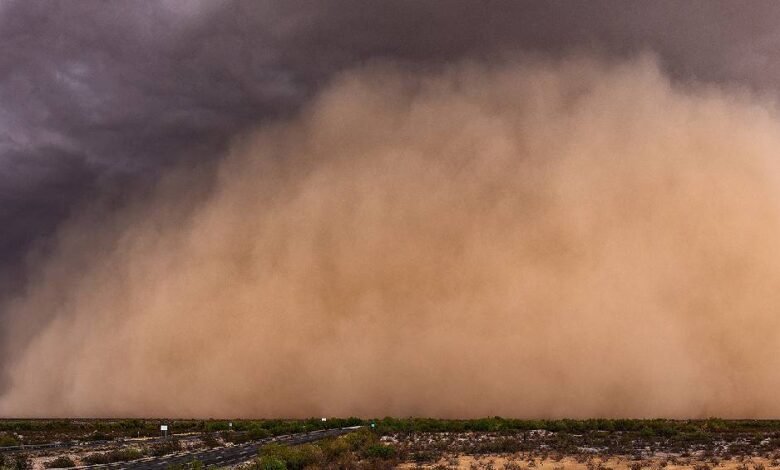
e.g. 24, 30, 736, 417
64, 427, 362, 470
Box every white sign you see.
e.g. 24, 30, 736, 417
321, 418, 327, 422
160, 425, 168, 431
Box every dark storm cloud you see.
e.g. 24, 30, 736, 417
0, 0, 299, 281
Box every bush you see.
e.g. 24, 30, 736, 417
343, 428, 378, 451
200, 434, 220, 448
82, 453, 110, 465
0, 435, 19, 447
258, 443, 322, 470
12, 455, 31, 470
256, 456, 287, 470
363, 444, 396, 460
150, 439, 182, 457
82, 448, 143, 465
45, 457, 75, 468
317, 437, 350, 461
205, 421, 230, 432
226, 432, 251, 445
248, 426, 272, 440
411, 450, 440, 463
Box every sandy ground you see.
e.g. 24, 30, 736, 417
399, 454, 775, 469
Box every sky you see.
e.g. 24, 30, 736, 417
3, 1, 780, 417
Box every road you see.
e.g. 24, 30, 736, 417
63, 427, 361, 470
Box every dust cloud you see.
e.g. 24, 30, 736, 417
3, 56, 780, 418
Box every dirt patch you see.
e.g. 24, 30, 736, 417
400, 454, 776, 469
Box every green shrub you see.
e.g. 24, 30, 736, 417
411, 450, 440, 463
0, 435, 19, 447
343, 428, 378, 451
82, 453, 110, 465
82, 448, 143, 465
317, 437, 350, 460
248, 426, 272, 440
44, 457, 75, 468
205, 421, 230, 432
255, 455, 286, 470
258, 443, 321, 470
363, 444, 396, 460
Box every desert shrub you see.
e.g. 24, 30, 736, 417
256, 456, 286, 470
411, 450, 441, 463
343, 428, 378, 451
201, 434, 219, 447
475, 438, 521, 454
317, 437, 350, 460
12, 455, 30, 470
44, 457, 75, 468
205, 421, 230, 432
248, 426, 272, 440
81, 452, 110, 465
82, 448, 143, 465
226, 426, 272, 443
0, 435, 19, 447
259, 443, 322, 470
226, 432, 251, 445
363, 443, 396, 459
113, 448, 143, 462
150, 439, 182, 456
